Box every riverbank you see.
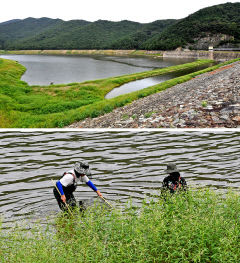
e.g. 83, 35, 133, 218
69, 60, 240, 128
1, 49, 240, 61
0, 58, 214, 128
0, 49, 163, 57
1, 189, 240, 263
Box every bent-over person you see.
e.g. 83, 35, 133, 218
53, 161, 102, 211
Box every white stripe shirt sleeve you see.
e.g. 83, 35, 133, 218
60, 174, 74, 187
80, 175, 89, 183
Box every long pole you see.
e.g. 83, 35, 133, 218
51, 179, 73, 216
99, 195, 113, 208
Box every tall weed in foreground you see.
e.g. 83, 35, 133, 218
1, 189, 240, 263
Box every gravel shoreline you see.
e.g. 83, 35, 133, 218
67, 61, 240, 128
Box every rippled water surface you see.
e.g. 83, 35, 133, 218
0, 131, 239, 227
0, 54, 194, 85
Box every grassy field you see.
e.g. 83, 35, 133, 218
1, 188, 239, 263
0, 57, 239, 128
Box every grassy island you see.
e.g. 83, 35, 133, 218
0, 57, 239, 128
1, 189, 239, 262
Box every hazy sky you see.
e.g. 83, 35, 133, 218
1, 0, 239, 23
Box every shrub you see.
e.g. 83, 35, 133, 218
1, 189, 239, 263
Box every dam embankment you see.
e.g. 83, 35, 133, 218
1, 49, 239, 61
68, 60, 240, 128
162, 50, 240, 61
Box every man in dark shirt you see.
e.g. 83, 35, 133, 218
162, 163, 187, 193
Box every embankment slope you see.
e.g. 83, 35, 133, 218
69, 61, 240, 128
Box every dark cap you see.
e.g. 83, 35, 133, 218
165, 163, 179, 173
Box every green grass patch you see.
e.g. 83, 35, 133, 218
1, 188, 239, 262
121, 113, 130, 120
201, 100, 208, 107
0, 57, 239, 127
144, 111, 156, 118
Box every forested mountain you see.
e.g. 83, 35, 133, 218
0, 17, 62, 49
141, 2, 240, 50
0, 19, 21, 25
0, 2, 239, 51
7, 20, 144, 50
0, 18, 174, 50
110, 20, 176, 49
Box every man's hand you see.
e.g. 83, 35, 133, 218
61, 194, 66, 203
96, 190, 102, 197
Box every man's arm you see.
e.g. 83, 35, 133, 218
56, 180, 66, 203
81, 175, 102, 197
180, 177, 187, 190
162, 177, 169, 188
86, 180, 102, 197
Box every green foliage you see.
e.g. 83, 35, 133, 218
142, 2, 240, 50
0, 17, 62, 49
1, 57, 239, 128
201, 100, 208, 107
1, 19, 143, 50
144, 111, 155, 118
1, 189, 240, 263
121, 114, 129, 120
0, 3, 239, 50
110, 20, 176, 49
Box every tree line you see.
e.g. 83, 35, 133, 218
0, 3, 239, 51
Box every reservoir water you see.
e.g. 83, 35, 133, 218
105, 64, 211, 98
0, 131, 239, 228
0, 54, 195, 85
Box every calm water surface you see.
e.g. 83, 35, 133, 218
0, 131, 239, 228
105, 64, 211, 98
0, 54, 195, 85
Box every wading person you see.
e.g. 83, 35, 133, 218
53, 161, 102, 212
162, 163, 187, 194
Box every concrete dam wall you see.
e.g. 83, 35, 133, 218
163, 50, 240, 61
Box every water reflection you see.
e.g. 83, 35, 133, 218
105, 64, 213, 98
0, 54, 194, 85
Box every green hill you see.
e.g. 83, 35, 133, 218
0, 2, 239, 50
0, 17, 62, 49
110, 20, 177, 49
12, 20, 144, 50
142, 2, 240, 50
1, 19, 173, 50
